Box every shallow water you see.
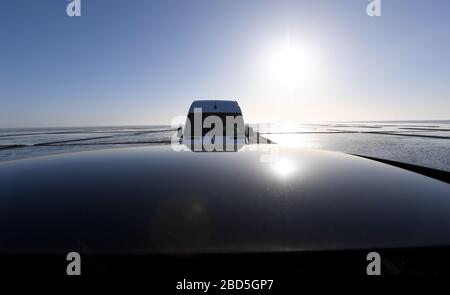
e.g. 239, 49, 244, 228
260, 121, 450, 171
1, 122, 449, 171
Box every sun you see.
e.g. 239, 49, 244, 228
265, 41, 319, 90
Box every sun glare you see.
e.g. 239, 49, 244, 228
273, 159, 297, 178
265, 41, 319, 90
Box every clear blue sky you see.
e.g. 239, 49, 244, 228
1, 0, 449, 127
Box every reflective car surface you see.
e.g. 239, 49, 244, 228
1, 145, 449, 256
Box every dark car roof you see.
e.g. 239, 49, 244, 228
0, 145, 449, 254
188, 100, 242, 114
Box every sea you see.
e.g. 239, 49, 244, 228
1, 121, 449, 172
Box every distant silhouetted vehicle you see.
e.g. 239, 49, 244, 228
182, 100, 246, 151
